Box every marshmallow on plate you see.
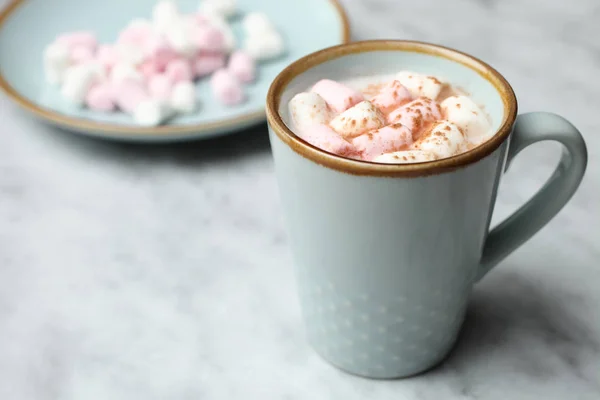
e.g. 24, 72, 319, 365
289, 92, 333, 130
70, 46, 95, 64
370, 80, 412, 114
242, 12, 274, 36
60, 63, 104, 106
165, 20, 198, 58
56, 31, 97, 51
244, 31, 284, 61
194, 25, 226, 52
85, 82, 116, 111
210, 69, 244, 105
297, 123, 359, 158
441, 95, 491, 142
44, 41, 71, 85
329, 100, 385, 138
310, 79, 364, 113
396, 71, 446, 100
152, 0, 180, 34
110, 62, 144, 84
96, 45, 120, 70
388, 98, 442, 140
134, 99, 174, 126
204, 14, 236, 52
144, 37, 179, 71
114, 79, 149, 114
411, 121, 466, 158
198, 0, 237, 19
148, 73, 174, 101
194, 53, 226, 77
352, 123, 413, 161
373, 150, 437, 164
170, 81, 197, 113
165, 59, 194, 83
228, 50, 255, 82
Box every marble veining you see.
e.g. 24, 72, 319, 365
0, 0, 599, 398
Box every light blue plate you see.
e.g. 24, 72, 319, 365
0, 0, 349, 142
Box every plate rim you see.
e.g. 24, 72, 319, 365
0, 0, 351, 137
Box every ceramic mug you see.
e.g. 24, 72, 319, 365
265, 40, 587, 379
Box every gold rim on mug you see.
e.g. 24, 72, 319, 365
266, 40, 519, 177
0, 0, 351, 136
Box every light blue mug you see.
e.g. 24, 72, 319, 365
265, 41, 587, 379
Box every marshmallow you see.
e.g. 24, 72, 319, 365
289, 92, 333, 130
441, 95, 491, 141
56, 31, 97, 51
170, 81, 197, 113
373, 150, 437, 164
396, 71, 445, 100
205, 15, 236, 52
329, 101, 385, 138
210, 69, 245, 105
352, 123, 413, 161
44, 41, 71, 85
411, 121, 466, 158
194, 25, 226, 52
118, 19, 154, 47
388, 98, 442, 140
296, 124, 359, 158
165, 22, 198, 58
198, 0, 237, 19
96, 45, 120, 70
228, 50, 255, 83
152, 0, 180, 34
148, 74, 174, 101
139, 60, 160, 80
194, 53, 226, 77
244, 31, 284, 61
70, 45, 95, 64
85, 83, 116, 112
110, 62, 144, 84
144, 37, 179, 71
370, 80, 412, 114
242, 12, 274, 36
60, 64, 102, 106
114, 79, 149, 113
310, 79, 364, 113
134, 99, 174, 126
116, 42, 146, 65
165, 59, 193, 83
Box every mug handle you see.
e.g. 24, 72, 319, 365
476, 112, 588, 281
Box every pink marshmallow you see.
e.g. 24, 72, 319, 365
352, 123, 413, 161
165, 59, 193, 83
85, 83, 116, 112
192, 13, 210, 25
370, 80, 412, 114
310, 79, 364, 113
228, 50, 255, 83
144, 38, 179, 71
148, 74, 173, 101
388, 98, 442, 140
194, 25, 225, 52
139, 60, 160, 81
96, 45, 120, 70
194, 53, 226, 78
210, 69, 245, 105
118, 25, 155, 47
114, 79, 149, 113
56, 31, 97, 50
297, 124, 360, 158
70, 45, 95, 64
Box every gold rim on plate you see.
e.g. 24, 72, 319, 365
266, 40, 518, 177
0, 0, 351, 137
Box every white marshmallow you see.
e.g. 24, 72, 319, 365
373, 150, 437, 164
206, 15, 236, 52
289, 92, 333, 130
441, 95, 491, 141
133, 99, 174, 126
165, 21, 197, 58
170, 81, 197, 113
396, 71, 445, 100
44, 41, 71, 85
110, 62, 144, 84
198, 0, 237, 19
329, 100, 385, 138
116, 43, 146, 66
244, 31, 284, 61
242, 12, 274, 36
153, 0, 180, 34
411, 121, 466, 158
60, 64, 101, 106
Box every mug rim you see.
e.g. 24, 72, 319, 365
266, 40, 518, 177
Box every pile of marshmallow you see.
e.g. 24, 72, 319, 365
289, 72, 492, 163
43, 0, 285, 126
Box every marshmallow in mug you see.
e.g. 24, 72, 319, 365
396, 71, 446, 100
297, 124, 359, 157
441, 95, 491, 142
329, 101, 385, 138
370, 80, 412, 114
310, 79, 364, 114
352, 123, 413, 161
373, 149, 437, 164
411, 121, 466, 158
388, 97, 442, 140
289, 92, 333, 130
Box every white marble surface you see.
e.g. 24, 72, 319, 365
1, 0, 599, 398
